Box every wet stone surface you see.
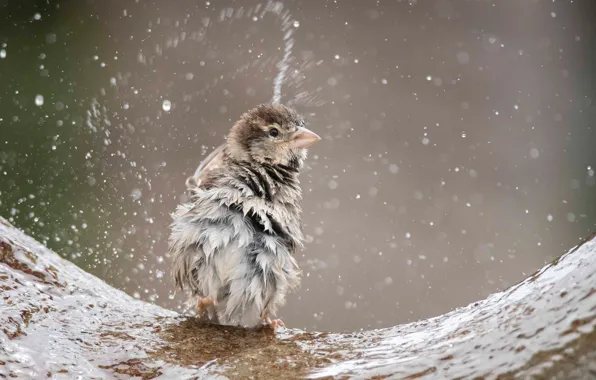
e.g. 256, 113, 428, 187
1, 216, 595, 379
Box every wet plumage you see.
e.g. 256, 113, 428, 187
169, 103, 320, 327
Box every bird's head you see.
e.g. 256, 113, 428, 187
227, 103, 321, 169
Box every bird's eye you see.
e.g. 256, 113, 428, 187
269, 128, 279, 137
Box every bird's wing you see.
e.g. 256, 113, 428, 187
185, 143, 226, 189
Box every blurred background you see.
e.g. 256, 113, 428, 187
1, 0, 595, 333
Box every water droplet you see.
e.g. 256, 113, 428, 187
131, 188, 142, 200
162, 99, 172, 112
0, 49, 6, 59
35, 95, 44, 106
530, 148, 539, 159
293, 20, 300, 27
45, 33, 57, 44
456, 51, 469, 65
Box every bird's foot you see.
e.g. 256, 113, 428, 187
270, 318, 285, 328
195, 295, 215, 318
262, 317, 285, 332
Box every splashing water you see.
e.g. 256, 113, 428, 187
216, 1, 298, 104
86, 1, 305, 194
265, 2, 296, 104
79, 1, 324, 310
127, 2, 316, 109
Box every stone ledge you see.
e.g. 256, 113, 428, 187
1, 216, 595, 379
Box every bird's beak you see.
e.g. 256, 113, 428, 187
289, 127, 321, 149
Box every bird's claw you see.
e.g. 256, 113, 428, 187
195, 295, 215, 318
262, 317, 285, 332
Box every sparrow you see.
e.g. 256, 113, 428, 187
169, 103, 321, 328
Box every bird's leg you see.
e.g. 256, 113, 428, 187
260, 309, 285, 331
195, 295, 215, 318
